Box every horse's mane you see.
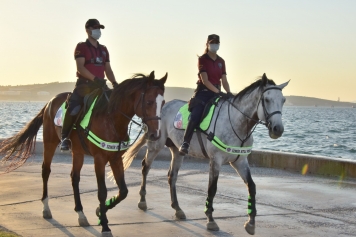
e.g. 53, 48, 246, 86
234, 76, 276, 101
93, 73, 165, 116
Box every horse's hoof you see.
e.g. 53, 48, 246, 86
175, 210, 186, 220
138, 201, 147, 211
78, 217, 90, 226
207, 221, 219, 231
42, 209, 52, 219
77, 211, 90, 226
102, 231, 113, 237
96, 207, 101, 217
244, 221, 255, 235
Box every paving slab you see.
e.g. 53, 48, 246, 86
0, 154, 355, 237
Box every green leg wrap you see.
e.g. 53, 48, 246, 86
247, 195, 256, 215
105, 195, 117, 209
204, 196, 214, 213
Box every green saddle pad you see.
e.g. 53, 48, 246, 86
54, 97, 130, 152
173, 98, 219, 131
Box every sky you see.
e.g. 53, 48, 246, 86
1, 0, 355, 102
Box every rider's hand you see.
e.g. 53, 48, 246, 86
112, 81, 119, 89
93, 77, 107, 88
217, 91, 229, 100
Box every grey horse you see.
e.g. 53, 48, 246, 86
116, 73, 289, 235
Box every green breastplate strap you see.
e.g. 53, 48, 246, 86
208, 134, 252, 155
78, 97, 130, 152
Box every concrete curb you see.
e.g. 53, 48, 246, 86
33, 141, 356, 178
249, 150, 356, 178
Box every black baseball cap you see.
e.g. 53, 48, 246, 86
85, 19, 105, 29
207, 34, 220, 43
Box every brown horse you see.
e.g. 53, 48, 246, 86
0, 71, 167, 237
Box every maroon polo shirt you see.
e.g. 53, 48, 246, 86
74, 39, 110, 79
197, 54, 226, 85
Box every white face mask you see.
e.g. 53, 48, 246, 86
91, 29, 101, 40
208, 44, 220, 53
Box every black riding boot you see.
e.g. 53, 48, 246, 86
179, 120, 198, 156
60, 111, 76, 152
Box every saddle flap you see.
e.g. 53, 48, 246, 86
83, 88, 102, 114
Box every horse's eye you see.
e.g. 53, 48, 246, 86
282, 97, 286, 103
147, 101, 154, 106
265, 98, 270, 103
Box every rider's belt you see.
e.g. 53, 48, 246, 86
76, 77, 92, 86
196, 83, 221, 92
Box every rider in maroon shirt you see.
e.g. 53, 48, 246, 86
179, 34, 233, 155
60, 19, 119, 151
74, 39, 110, 79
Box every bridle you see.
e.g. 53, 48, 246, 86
134, 85, 163, 124
103, 84, 162, 133
257, 86, 282, 129
219, 85, 283, 146
219, 85, 283, 163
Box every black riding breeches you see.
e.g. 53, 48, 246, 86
189, 90, 216, 124
67, 78, 97, 116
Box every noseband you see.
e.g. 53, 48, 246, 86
134, 85, 162, 124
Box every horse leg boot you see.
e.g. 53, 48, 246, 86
230, 159, 256, 235
179, 120, 198, 155
244, 169, 256, 235
168, 146, 186, 219
205, 160, 221, 231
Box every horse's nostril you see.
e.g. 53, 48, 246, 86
273, 125, 284, 135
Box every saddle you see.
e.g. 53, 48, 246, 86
173, 97, 220, 131
54, 89, 129, 152
55, 88, 106, 127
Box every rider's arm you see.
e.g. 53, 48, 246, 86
75, 57, 95, 81
104, 62, 117, 84
200, 72, 220, 93
221, 74, 231, 93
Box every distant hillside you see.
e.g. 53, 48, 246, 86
0, 82, 355, 108
285, 96, 355, 108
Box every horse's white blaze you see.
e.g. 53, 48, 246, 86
156, 94, 164, 136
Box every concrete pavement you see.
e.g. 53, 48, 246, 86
0, 154, 355, 237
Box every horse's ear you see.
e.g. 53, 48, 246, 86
160, 72, 168, 84
278, 79, 290, 90
148, 71, 155, 83
262, 73, 268, 86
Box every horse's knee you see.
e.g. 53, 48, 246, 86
42, 163, 51, 177
246, 178, 256, 196
168, 172, 177, 186
71, 172, 80, 185
119, 189, 128, 200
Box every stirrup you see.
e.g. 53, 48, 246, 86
179, 142, 190, 156
60, 138, 71, 152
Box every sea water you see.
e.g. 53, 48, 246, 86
0, 101, 355, 160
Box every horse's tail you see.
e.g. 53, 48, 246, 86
0, 104, 47, 173
122, 132, 148, 171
